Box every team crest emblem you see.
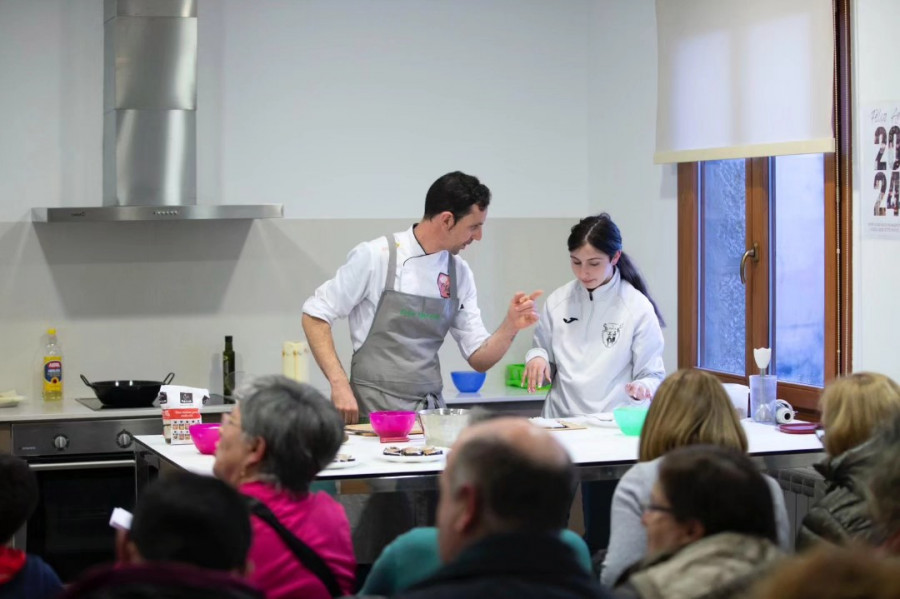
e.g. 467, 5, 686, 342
437, 273, 451, 298
602, 323, 622, 347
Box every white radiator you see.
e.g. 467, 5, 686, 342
772, 466, 826, 551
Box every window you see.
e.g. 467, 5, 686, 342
678, 156, 841, 411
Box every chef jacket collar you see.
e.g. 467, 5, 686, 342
406, 224, 429, 257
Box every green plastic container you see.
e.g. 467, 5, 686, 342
505, 363, 551, 391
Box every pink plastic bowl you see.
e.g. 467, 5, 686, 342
189, 423, 221, 455
369, 411, 417, 439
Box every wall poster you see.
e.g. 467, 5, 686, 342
864, 102, 900, 238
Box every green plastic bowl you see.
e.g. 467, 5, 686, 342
613, 406, 649, 436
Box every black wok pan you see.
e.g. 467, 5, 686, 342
80, 373, 175, 408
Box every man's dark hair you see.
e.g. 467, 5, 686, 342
130, 472, 252, 572
0, 454, 38, 544
658, 445, 777, 542
449, 436, 576, 531
423, 171, 491, 223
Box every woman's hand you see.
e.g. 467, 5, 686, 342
625, 381, 652, 401
523, 357, 552, 393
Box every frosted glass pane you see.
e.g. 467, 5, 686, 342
700, 160, 746, 375
774, 154, 825, 386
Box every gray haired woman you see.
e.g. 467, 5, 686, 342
213, 375, 356, 599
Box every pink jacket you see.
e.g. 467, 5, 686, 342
241, 482, 356, 598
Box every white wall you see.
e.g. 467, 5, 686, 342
586, 0, 677, 369
202, 0, 592, 219
0, 0, 674, 400
851, 0, 900, 380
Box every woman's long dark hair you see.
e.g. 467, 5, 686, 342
568, 213, 665, 326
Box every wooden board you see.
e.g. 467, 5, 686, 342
345, 423, 424, 437
549, 420, 587, 431
529, 418, 587, 432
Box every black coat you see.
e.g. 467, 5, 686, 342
796, 439, 878, 550
395, 532, 612, 599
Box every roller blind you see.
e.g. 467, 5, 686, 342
654, 0, 835, 164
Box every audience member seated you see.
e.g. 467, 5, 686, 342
796, 372, 900, 550
62, 470, 262, 598
601, 369, 790, 585
213, 375, 356, 598
613, 445, 782, 599
750, 544, 900, 599
389, 417, 611, 599
0, 454, 62, 599
867, 411, 900, 554
360, 526, 593, 595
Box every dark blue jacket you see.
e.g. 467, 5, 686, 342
0, 554, 62, 599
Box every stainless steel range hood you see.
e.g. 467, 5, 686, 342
33, 0, 282, 223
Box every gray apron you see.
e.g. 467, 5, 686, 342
342, 234, 458, 562
349, 234, 458, 416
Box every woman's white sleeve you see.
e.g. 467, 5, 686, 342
629, 307, 666, 395
524, 299, 554, 364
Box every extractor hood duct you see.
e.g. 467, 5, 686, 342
33, 0, 282, 222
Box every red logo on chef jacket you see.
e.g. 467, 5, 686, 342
437, 273, 451, 298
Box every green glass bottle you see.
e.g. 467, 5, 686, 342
223, 335, 235, 397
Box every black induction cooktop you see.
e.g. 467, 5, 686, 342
75, 394, 235, 411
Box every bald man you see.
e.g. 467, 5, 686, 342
395, 418, 612, 599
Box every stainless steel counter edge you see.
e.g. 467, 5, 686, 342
0, 399, 233, 423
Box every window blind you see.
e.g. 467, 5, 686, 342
655, 0, 834, 164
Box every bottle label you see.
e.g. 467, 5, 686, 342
43, 358, 62, 391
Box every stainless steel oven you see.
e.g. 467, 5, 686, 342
10, 417, 162, 581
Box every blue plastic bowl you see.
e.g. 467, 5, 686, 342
451, 371, 486, 393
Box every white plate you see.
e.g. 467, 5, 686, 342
325, 457, 363, 470
378, 447, 449, 463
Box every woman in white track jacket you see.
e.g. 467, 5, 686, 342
524, 213, 665, 416
523, 213, 666, 554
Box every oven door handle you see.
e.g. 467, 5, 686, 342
28, 459, 136, 471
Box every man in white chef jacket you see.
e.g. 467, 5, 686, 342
302, 170, 541, 424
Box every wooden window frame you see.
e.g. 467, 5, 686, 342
678, 157, 842, 414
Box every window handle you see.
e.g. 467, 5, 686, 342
740, 243, 759, 285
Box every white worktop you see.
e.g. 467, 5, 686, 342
135, 418, 824, 480
0, 397, 233, 423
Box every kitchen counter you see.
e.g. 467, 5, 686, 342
0, 384, 543, 423
134, 418, 824, 493
0, 397, 233, 423
443, 384, 547, 404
